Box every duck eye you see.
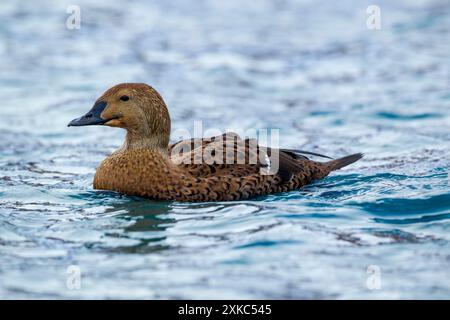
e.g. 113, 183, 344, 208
120, 95, 129, 101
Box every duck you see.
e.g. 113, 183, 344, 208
68, 83, 362, 202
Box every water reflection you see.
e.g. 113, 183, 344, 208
101, 198, 175, 253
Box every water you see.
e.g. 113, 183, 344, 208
0, 0, 449, 299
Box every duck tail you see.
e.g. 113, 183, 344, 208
327, 153, 363, 171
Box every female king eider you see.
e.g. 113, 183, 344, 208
68, 83, 362, 202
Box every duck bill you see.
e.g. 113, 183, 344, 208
68, 101, 109, 126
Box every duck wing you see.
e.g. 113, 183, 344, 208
168, 132, 330, 183
169, 132, 261, 177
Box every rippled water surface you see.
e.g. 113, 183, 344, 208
0, 0, 449, 299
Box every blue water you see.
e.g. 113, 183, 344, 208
0, 0, 449, 299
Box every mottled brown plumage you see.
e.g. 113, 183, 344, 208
68, 83, 363, 202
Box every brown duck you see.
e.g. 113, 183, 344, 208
68, 83, 362, 202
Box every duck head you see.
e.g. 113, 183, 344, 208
68, 83, 171, 149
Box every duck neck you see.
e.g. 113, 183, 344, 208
122, 130, 169, 154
